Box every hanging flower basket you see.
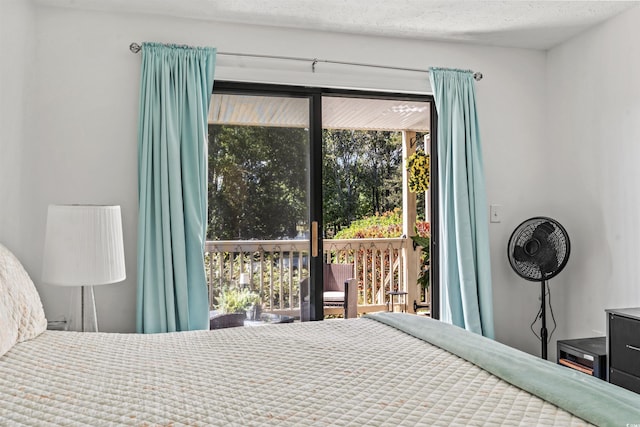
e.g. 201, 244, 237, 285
406, 151, 430, 193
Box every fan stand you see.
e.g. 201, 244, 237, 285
540, 280, 548, 360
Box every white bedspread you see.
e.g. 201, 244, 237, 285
0, 318, 589, 426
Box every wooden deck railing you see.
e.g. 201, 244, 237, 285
204, 237, 407, 316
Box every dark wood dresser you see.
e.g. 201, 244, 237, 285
606, 307, 640, 393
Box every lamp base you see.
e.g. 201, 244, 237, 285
80, 285, 99, 332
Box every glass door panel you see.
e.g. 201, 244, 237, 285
321, 95, 432, 317
206, 93, 311, 322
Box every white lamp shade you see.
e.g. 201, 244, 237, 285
42, 205, 126, 286
239, 273, 250, 285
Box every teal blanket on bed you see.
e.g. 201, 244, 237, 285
366, 312, 640, 427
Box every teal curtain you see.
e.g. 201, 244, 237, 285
429, 67, 494, 338
136, 43, 216, 333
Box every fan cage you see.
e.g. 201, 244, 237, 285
507, 217, 570, 282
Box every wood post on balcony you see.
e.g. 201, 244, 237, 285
402, 131, 420, 312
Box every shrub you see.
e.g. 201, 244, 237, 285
217, 287, 260, 314
334, 209, 403, 239
334, 208, 429, 240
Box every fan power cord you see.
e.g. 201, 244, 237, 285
547, 280, 557, 341
529, 280, 558, 343
530, 303, 543, 341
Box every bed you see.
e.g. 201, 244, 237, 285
1, 243, 639, 426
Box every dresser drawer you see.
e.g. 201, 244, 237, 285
609, 314, 640, 377
610, 368, 640, 394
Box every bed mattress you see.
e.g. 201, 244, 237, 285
0, 316, 592, 426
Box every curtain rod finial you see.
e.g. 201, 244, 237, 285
129, 43, 141, 54
473, 71, 483, 81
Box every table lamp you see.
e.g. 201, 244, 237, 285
42, 205, 126, 332
239, 273, 251, 289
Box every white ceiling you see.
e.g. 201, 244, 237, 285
36, 0, 638, 49
209, 94, 430, 132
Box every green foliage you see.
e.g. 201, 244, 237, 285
216, 287, 260, 314
410, 222, 431, 289
208, 125, 308, 240
323, 129, 403, 236
208, 124, 431, 241
334, 209, 430, 240
334, 209, 404, 239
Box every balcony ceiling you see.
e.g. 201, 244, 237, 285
209, 94, 430, 132
36, 0, 637, 50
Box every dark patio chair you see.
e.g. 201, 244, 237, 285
300, 263, 357, 320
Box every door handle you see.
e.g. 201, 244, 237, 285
626, 344, 640, 352
311, 221, 318, 257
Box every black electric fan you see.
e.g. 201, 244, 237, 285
507, 217, 570, 360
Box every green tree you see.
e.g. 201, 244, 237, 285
208, 125, 308, 240
208, 125, 417, 241
322, 129, 402, 236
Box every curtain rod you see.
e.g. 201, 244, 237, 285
128, 42, 483, 81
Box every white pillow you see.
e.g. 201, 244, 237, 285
0, 243, 47, 357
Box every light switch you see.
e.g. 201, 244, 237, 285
490, 204, 502, 223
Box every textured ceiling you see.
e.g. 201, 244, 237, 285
36, 0, 638, 49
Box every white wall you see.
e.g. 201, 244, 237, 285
546, 6, 640, 358
10, 5, 549, 346
0, 0, 35, 257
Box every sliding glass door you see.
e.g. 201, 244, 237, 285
320, 95, 435, 317
206, 89, 315, 321
206, 82, 437, 323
